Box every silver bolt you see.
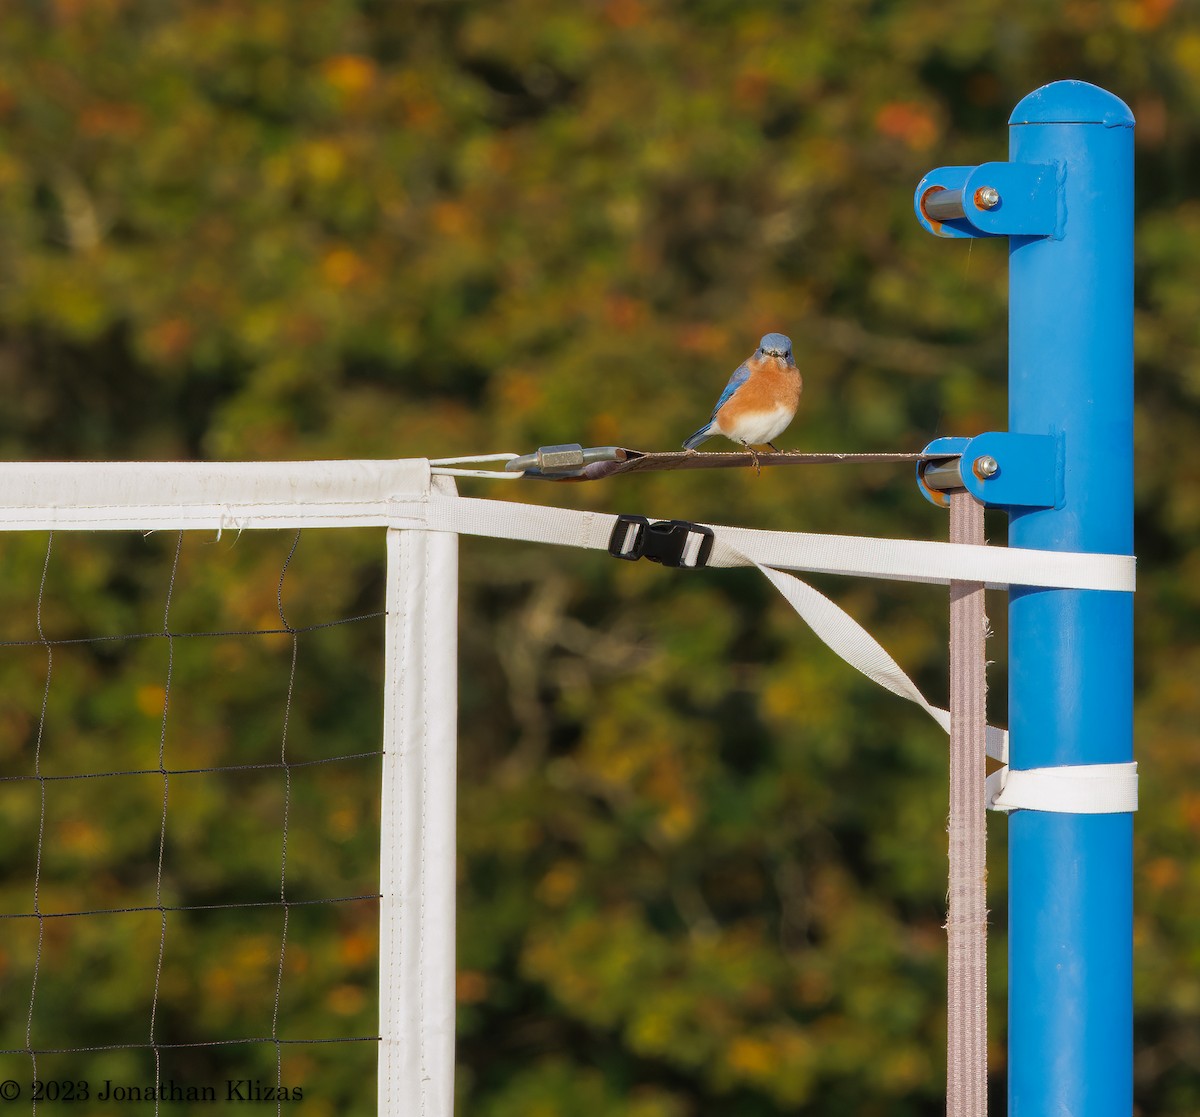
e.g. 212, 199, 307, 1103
974, 186, 1000, 210
973, 454, 999, 480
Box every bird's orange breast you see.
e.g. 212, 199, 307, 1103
720, 356, 802, 422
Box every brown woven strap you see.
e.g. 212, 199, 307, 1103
948, 490, 988, 1116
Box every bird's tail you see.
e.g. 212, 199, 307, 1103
682, 424, 713, 451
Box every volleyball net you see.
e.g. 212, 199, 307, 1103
0, 457, 1134, 1114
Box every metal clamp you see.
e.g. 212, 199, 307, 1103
505, 444, 627, 479
608, 515, 714, 569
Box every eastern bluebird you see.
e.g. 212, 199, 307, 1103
682, 333, 801, 462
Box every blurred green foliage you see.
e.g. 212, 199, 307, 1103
0, 0, 1198, 1113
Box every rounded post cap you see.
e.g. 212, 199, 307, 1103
1009, 80, 1134, 127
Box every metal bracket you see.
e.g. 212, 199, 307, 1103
917, 432, 1061, 511
915, 162, 1059, 240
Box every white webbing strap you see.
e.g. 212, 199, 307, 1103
987, 762, 1139, 814
410, 494, 1136, 815
414, 496, 1136, 593
753, 563, 1008, 763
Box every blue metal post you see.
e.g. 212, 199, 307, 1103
914, 80, 1136, 1114
1006, 83, 1134, 1115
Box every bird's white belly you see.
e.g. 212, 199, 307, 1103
720, 404, 795, 446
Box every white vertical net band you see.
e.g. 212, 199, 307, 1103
378, 524, 459, 1116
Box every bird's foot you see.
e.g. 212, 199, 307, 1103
744, 444, 762, 476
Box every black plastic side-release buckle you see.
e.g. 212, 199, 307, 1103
607, 515, 714, 569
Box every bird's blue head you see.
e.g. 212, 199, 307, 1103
758, 332, 794, 362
